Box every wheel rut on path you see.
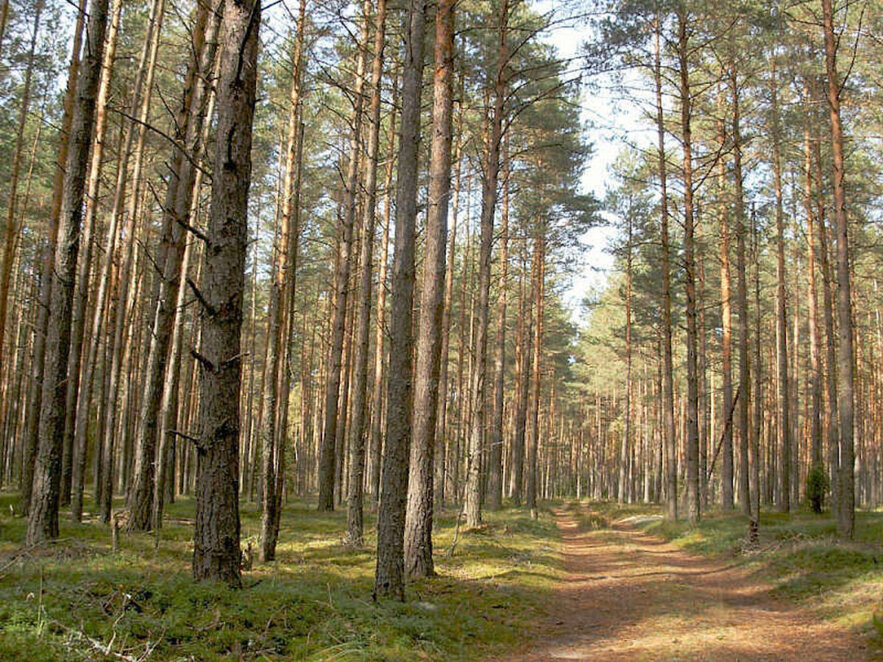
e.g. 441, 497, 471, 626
500, 507, 870, 661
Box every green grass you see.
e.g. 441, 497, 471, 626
0, 493, 563, 661
585, 499, 883, 649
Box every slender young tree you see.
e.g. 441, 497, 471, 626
347, 0, 387, 546
318, 5, 370, 511
464, 0, 509, 528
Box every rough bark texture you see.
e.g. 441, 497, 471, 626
677, 12, 700, 526
404, 0, 453, 578
822, 0, 855, 539
129, 0, 219, 532
26, 0, 109, 545
192, 0, 261, 586
347, 0, 386, 546
20, 0, 86, 517
374, 0, 425, 601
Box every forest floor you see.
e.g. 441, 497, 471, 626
505, 502, 883, 661
1, 493, 881, 660
0, 492, 565, 661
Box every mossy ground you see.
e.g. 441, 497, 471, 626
0, 493, 563, 661
584, 499, 883, 652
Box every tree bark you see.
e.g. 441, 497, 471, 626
129, 0, 220, 532
677, 11, 700, 525
347, 0, 386, 546
465, 0, 508, 528
192, 0, 260, 586
26, 0, 109, 544
404, 0, 454, 577
373, 0, 425, 601
822, 0, 855, 539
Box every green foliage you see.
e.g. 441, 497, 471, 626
806, 464, 830, 514
0, 493, 563, 661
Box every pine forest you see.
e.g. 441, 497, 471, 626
0, 0, 881, 659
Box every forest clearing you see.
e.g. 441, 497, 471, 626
0, 0, 882, 658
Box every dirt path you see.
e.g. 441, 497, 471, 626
504, 508, 871, 661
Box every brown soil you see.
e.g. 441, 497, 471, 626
501, 508, 873, 661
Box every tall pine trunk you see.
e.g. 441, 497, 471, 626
192, 0, 261, 586
26, 0, 109, 544
404, 0, 454, 577
374, 0, 425, 601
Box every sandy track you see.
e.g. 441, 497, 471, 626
500, 508, 870, 661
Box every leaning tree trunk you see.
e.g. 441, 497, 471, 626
26, 0, 110, 545
404, 0, 454, 578
373, 0, 425, 601
191, 0, 261, 586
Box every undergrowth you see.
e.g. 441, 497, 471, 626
0, 493, 562, 661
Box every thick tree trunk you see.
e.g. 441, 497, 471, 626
373, 0, 425, 601
404, 0, 453, 577
26, 0, 109, 545
129, 0, 220, 532
822, 0, 855, 539
192, 0, 260, 586
20, 0, 87, 516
